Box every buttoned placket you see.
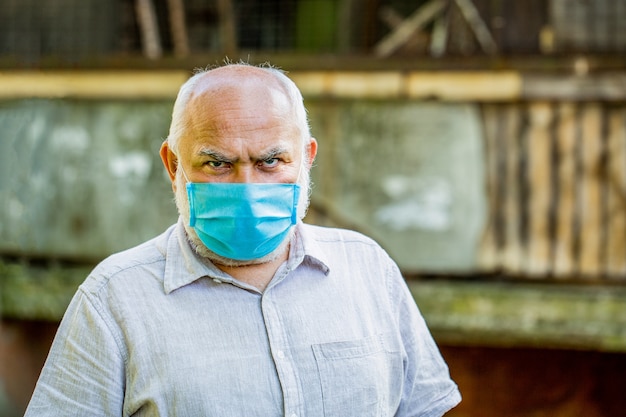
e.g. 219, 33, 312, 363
261, 263, 303, 417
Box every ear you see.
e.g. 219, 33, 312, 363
159, 141, 178, 187
305, 137, 318, 168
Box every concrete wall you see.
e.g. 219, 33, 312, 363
0, 99, 177, 261
0, 98, 486, 270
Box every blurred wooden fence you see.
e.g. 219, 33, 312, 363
479, 102, 626, 280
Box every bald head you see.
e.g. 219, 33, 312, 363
167, 64, 310, 155
159, 63, 317, 266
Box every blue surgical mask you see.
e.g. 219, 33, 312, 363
185, 180, 301, 261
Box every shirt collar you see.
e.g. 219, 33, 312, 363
162, 219, 330, 294
291, 223, 331, 275
162, 218, 229, 294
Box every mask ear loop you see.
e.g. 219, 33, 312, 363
292, 142, 307, 223
296, 141, 308, 184
178, 164, 196, 226
178, 162, 191, 184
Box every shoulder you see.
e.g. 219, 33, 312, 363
80, 225, 174, 296
301, 223, 380, 247
300, 223, 396, 269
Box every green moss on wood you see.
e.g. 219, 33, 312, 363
0, 259, 92, 320
409, 280, 626, 352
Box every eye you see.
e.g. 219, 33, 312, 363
206, 160, 227, 169
260, 158, 280, 168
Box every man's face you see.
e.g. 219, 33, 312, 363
176, 80, 305, 187
164, 69, 316, 266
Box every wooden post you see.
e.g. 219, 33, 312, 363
526, 102, 553, 276
430, 12, 449, 56
478, 104, 501, 271
605, 107, 626, 279
502, 104, 523, 274
578, 103, 604, 277
135, 0, 163, 59
217, 0, 237, 56
166, 0, 190, 57
553, 103, 578, 277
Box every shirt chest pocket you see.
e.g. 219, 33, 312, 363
312, 333, 404, 417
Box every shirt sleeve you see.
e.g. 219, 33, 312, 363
387, 262, 462, 417
24, 287, 126, 417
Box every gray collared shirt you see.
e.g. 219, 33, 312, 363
26, 220, 460, 417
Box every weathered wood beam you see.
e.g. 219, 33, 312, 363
526, 102, 553, 276
553, 103, 577, 276
578, 104, 604, 277
374, 0, 447, 57
4, 258, 626, 353
409, 280, 626, 352
523, 73, 626, 101
453, 0, 497, 54
0, 71, 625, 101
0, 71, 189, 99
606, 107, 626, 278
292, 71, 522, 100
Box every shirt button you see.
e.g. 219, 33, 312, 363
213, 278, 222, 284
277, 350, 285, 359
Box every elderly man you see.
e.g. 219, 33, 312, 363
26, 64, 460, 416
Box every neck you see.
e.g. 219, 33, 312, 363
215, 248, 289, 292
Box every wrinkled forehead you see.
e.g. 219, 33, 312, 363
188, 67, 292, 112
180, 68, 301, 147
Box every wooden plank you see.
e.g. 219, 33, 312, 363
374, 0, 447, 57
477, 104, 501, 271
526, 102, 554, 276
290, 71, 521, 100
578, 103, 604, 277
291, 72, 404, 99
378, 6, 430, 55
405, 71, 521, 101
553, 103, 578, 277
523, 74, 626, 101
453, 0, 497, 54
135, 0, 163, 59
0, 71, 189, 99
0, 71, 623, 102
605, 107, 626, 278
501, 104, 524, 273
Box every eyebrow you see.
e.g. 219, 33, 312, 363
197, 149, 236, 163
197, 146, 290, 163
258, 146, 289, 161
